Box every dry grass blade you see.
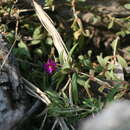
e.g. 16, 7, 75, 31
39, 113, 47, 130
0, 39, 16, 71
51, 119, 58, 130
22, 77, 51, 105
32, 0, 69, 63
58, 117, 70, 130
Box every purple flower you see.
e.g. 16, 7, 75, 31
44, 59, 57, 74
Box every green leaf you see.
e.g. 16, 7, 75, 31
30, 26, 43, 45
71, 73, 78, 104
45, 0, 54, 6
56, 75, 65, 89
98, 86, 105, 93
77, 78, 86, 86
95, 65, 104, 73
52, 71, 65, 89
116, 31, 126, 37
34, 48, 43, 57
88, 50, 92, 57
107, 63, 115, 70
33, 26, 42, 39
30, 38, 42, 45
107, 87, 119, 102
59, 51, 64, 65
105, 71, 115, 80
68, 43, 78, 57
124, 4, 130, 10
84, 80, 91, 90
46, 37, 53, 45
111, 37, 119, 56
83, 59, 91, 67
114, 91, 125, 99
108, 18, 114, 29
97, 54, 107, 67
61, 62, 70, 74
6, 31, 15, 43
17, 40, 31, 58
117, 55, 128, 68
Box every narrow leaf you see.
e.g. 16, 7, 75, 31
71, 73, 78, 104
117, 55, 128, 68
111, 37, 119, 56
97, 54, 107, 67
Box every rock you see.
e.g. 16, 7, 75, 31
79, 100, 130, 130
0, 34, 30, 130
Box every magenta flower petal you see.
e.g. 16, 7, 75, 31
44, 59, 57, 74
